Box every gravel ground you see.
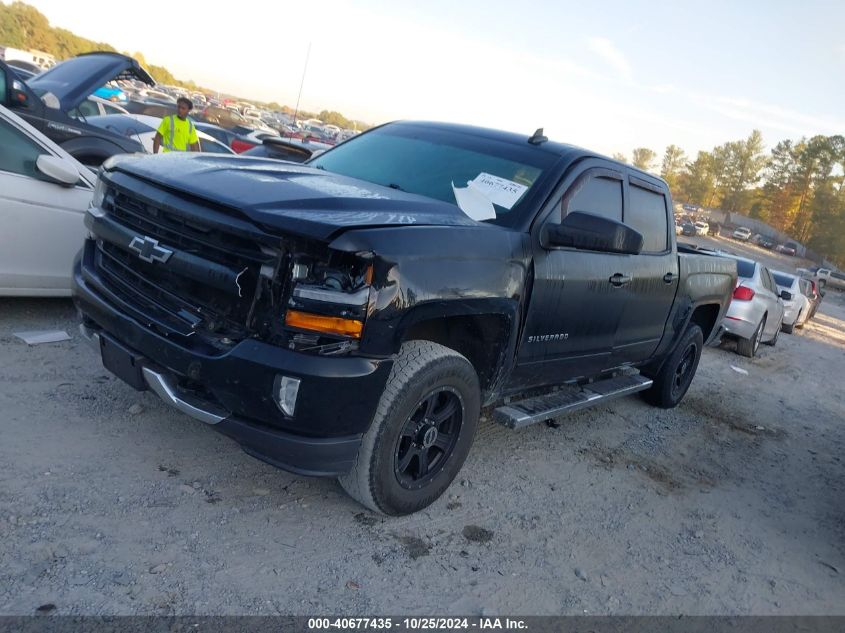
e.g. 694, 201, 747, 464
1, 238, 843, 616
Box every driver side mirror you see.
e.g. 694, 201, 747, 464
542, 211, 643, 255
36, 155, 80, 187
779, 290, 793, 301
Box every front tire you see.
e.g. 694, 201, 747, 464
641, 324, 703, 409
782, 318, 795, 334
339, 341, 480, 516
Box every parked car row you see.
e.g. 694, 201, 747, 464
716, 254, 824, 357
0, 52, 305, 164
729, 225, 800, 255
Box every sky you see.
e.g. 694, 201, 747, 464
24, 0, 845, 158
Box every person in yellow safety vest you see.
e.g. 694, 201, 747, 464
153, 97, 200, 153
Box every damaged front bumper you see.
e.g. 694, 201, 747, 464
73, 254, 392, 477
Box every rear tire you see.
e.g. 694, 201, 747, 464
641, 324, 703, 409
339, 341, 480, 516
765, 317, 781, 346
737, 316, 765, 357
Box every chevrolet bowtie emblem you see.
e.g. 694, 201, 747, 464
128, 235, 173, 264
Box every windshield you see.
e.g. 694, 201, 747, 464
310, 123, 555, 223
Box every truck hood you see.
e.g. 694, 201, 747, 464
109, 153, 481, 240
28, 52, 154, 112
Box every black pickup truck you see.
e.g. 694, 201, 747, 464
73, 121, 736, 515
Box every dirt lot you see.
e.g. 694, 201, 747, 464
1, 237, 843, 616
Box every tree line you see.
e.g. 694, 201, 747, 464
0, 1, 370, 128
615, 131, 845, 265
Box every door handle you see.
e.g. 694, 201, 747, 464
609, 273, 632, 287
663, 272, 678, 284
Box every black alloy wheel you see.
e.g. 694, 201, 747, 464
671, 341, 698, 401
394, 388, 463, 490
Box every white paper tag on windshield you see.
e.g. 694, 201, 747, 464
467, 172, 528, 210
452, 181, 496, 221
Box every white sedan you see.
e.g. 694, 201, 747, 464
0, 105, 94, 296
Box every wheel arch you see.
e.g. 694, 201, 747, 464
687, 302, 722, 342
397, 303, 516, 397
59, 136, 128, 167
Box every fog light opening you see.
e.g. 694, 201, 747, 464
274, 375, 301, 417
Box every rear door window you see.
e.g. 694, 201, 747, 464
626, 182, 669, 253
761, 269, 777, 294
799, 279, 811, 296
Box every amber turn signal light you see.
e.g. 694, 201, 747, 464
285, 309, 363, 338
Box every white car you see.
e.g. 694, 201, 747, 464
694, 221, 709, 236
732, 227, 752, 241
771, 270, 811, 333
0, 105, 95, 296
71, 95, 129, 119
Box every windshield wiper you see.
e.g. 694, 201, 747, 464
387, 183, 404, 191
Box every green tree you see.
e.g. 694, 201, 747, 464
611, 152, 628, 163
318, 110, 354, 128
0, 3, 27, 47
719, 130, 767, 212
678, 151, 716, 206
7, 1, 57, 52
631, 147, 657, 172
660, 144, 687, 191
758, 140, 799, 230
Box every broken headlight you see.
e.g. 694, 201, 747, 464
284, 255, 373, 344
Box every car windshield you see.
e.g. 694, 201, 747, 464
310, 123, 555, 224
772, 272, 795, 287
